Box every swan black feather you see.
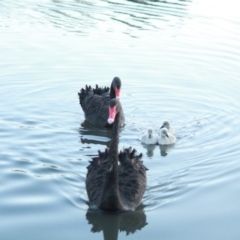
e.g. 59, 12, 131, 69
86, 99, 147, 212
78, 77, 124, 127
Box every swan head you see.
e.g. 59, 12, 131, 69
107, 98, 121, 124
160, 128, 169, 138
112, 77, 121, 99
160, 120, 171, 130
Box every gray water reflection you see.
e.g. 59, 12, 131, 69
159, 145, 168, 157
86, 206, 147, 240
159, 144, 175, 157
42, 0, 193, 37
79, 120, 112, 147
79, 121, 126, 147
142, 144, 156, 157
141, 142, 175, 157
127, 0, 192, 5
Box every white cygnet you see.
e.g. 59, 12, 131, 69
159, 120, 174, 134
141, 127, 158, 144
158, 127, 176, 145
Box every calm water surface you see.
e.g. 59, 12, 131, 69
1, 0, 240, 239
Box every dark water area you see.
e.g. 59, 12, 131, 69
1, 0, 240, 239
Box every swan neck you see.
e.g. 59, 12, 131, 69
109, 111, 120, 158
110, 84, 115, 99
108, 111, 120, 183
100, 112, 123, 211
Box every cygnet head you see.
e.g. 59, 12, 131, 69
161, 120, 171, 130
160, 128, 169, 138
147, 127, 154, 138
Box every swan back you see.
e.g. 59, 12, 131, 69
86, 100, 147, 212
118, 147, 147, 210
78, 77, 124, 127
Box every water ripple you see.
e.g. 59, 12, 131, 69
1, 0, 240, 238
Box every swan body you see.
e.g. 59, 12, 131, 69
141, 127, 158, 144
158, 127, 176, 145
86, 99, 147, 212
159, 120, 174, 134
78, 77, 125, 127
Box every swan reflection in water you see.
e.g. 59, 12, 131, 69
142, 144, 175, 157
142, 144, 157, 157
79, 120, 125, 146
86, 205, 147, 240
159, 144, 176, 157
140, 142, 175, 157
79, 120, 112, 146
159, 144, 168, 156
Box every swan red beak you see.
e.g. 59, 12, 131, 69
108, 106, 117, 124
115, 87, 121, 99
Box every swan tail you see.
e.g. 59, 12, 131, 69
78, 84, 109, 107
119, 147, 147, 170
86, 148, 109, 171
118, 147, 147, 209
78, 84, 111, 126
93, 84, 110, 96
78, 85, 93, 107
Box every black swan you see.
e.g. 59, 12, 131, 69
78, 77, 125, 127
86, 99, 147, 212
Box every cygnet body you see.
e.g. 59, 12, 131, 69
141, 127, 158, 145
158, 127, 176, 145
159, 120, 174, 134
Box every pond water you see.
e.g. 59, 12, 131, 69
1, 0, 240, 239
